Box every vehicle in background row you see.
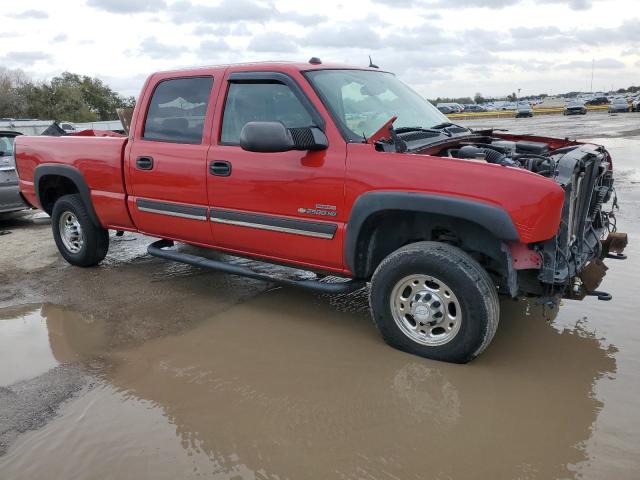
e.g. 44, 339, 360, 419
587, 95, 609, 106
631, 96, 640, 112
608, 98, 631, 113
436, 102, 464, 113
59, 122, 79, 134
500, 102, 517, 111
0, 131, 28, 214
515, 102, 533, 118
462, 104, 488, 113
437, 105, 455, 114
564, 100, 587, 115
14, 60, 627, 364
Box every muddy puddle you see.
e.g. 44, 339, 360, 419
1, 132, 640, 479
0, 286, 630, 479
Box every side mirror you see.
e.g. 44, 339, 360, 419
239, 122, 328, 153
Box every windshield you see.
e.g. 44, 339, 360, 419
305, 69, 448, 141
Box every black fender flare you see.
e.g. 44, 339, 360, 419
34, 164, 101, 227
344, 191, 520, 275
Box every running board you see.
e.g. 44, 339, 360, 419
147, 239, 365, 294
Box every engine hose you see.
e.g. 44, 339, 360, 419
482, 148, 506, 164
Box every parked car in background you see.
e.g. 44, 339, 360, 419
436, 102, 464, 113
608, 98, 630, 113
515, 102, 533, 118
564, 100, 587, 115
500, 102, 517, 111
463, 104, 488, 112
0, 131, 28, 214
437, 105, 455, 114
632, 96, 640, 112
587, 95, 609, 106
59, 122, 78, 134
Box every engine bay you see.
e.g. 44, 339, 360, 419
429, 136, 574, 178
405, 131, 619, 295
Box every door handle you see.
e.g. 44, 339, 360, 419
209, 160, 232, 177
136, 156, 154, 170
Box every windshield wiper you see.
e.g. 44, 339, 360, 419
395, 126, 451, 137
430, 122, 470, 132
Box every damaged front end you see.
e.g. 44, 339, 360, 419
536, 143, 627, 300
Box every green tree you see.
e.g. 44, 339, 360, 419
0, 68, 135, 122
0, 68, 31, 118
473, 92, 485, 104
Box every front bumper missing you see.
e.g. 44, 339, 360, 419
566, 232, 628, 301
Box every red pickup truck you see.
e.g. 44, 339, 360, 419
15, 60, 626, 363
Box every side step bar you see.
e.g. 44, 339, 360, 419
147, 239, 365, 294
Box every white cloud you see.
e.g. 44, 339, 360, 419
248, 32, 299, 52
86, 0, 167, 13
10, 9, 49, 19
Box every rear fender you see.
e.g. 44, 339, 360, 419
34, 164, 101, 227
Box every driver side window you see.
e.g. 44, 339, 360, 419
221, 82, 314, 145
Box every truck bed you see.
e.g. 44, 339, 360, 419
15, 135, 132, 229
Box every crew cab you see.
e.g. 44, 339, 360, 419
14, 60, 627, 363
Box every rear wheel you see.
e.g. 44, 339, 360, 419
369, 241, 499, 363
51, 194, 109, 266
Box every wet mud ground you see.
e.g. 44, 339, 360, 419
1, 111, 639, 479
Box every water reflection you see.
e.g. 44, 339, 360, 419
1, 288, 616, 479
0, 305, 58, 386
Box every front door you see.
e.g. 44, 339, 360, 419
127, 75, 216, 246
206, 72, 347, 272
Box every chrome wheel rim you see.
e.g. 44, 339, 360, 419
390, 274, 462, 346
58, 211, 84, 253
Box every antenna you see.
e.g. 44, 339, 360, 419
368, 55, 379, 69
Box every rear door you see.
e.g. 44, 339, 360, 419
126, 75, 217, 245
206, 71, 347, 271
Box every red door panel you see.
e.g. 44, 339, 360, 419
205, 72, 347, 272
206, 145, 346, 270
125, 74, 220, 246
127, 140, 212, 245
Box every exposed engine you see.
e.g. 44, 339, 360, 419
442, 138, 560, 177
373, 124, 627, 299
431, 135, 622, 297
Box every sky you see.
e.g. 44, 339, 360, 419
1, 0, 639, 100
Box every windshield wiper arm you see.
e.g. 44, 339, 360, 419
394, 126, 451, 137
430, 122, 470, 132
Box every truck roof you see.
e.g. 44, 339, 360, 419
152, 60, 388, 77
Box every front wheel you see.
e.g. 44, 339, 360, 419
51, 194, 109, 267
369, 241, 499, 363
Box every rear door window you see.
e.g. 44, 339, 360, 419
143, 76, 214, 144
220, 82, 314, 144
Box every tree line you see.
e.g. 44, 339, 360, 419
0, 68, 135, 123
